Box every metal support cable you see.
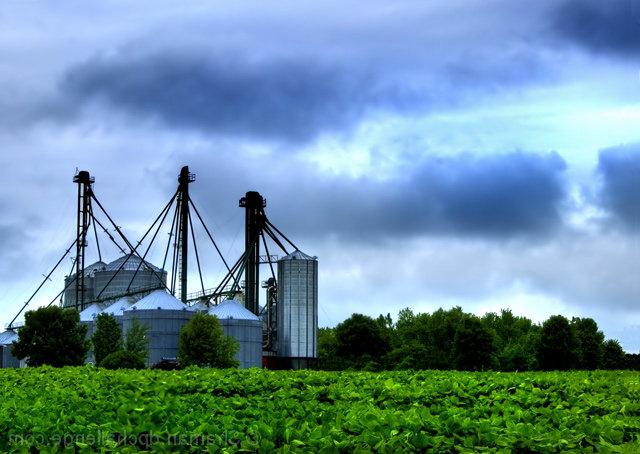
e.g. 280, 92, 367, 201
8, 238, 78, 328
90, 213, 127, 255
162, 200, 180, 272
91, 193, 171, 290
188, 199, 233, 274
264, 217, 299, 251
90, 202, 102, 262
263, 224, 289, 255
126, 191, 177, 291
188, 210, 206, 296
212, 252, 245, 296
261, 231, 276, 280
170, 207, 181, 295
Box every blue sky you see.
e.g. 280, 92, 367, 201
0, 0, 638, 350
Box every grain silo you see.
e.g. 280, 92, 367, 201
0, 330, 20, 368
209, 299, 262, 368
276, 250, 318, 369
122, 290, 193, 367
93, 256, 167, 301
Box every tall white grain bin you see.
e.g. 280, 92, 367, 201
276, 250, 318, 369
123, 290, 193, 366
209, 299, 262, 368
0, 330, 20, 368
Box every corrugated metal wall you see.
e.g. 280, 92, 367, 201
218, 319, 262, 368
122, 309, 194, 367
277, 258, 318, 358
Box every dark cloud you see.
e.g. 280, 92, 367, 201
552, 0, 640, 56
184, 151, 568, 241
57, 40, 551, 142
60, 52, 421, 142
597, 144, 640, 231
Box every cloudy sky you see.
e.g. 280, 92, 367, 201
0, 1, 638, 350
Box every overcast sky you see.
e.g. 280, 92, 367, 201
0, 1, 638, 350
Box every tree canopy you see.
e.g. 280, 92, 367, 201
316, 307, 633, 372
12, 306, 89, 367
178, 313, 239, 368
92, 313, 122, 366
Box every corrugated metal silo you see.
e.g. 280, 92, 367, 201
93, 256, 167, 300
0, 330, 21, 368
123, 290, 193, 367
209, 299, 262, 368
276, 250, 318, 368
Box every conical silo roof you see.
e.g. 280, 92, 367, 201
279, 250, 317, 261
102, 297, 133, 316
128, 290, 185, 311
79, 303, 102, 322
105, 255, 162, 272
0, 330, 18, 345
209, 299, 259, 321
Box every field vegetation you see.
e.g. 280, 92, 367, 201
0, 368, 638, 452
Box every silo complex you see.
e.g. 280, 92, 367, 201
209, 299, 262, 368
123, 290, 193, 366
276, 251, 318, 368
0, 330, 20, 368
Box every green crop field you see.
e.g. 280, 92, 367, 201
0, 368, 638, 453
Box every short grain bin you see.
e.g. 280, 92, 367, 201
209, 299, 262, 368
123, 290, 193, 367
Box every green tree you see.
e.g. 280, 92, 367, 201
537, 315, 577, 370
335, 313, 391, 369
178, 313, 239, 368
125, 318, 149, 363
427, 307, 466, 369
601, 339, 626, 369
316, 327, 348, 370
451, 316, 496, 371
571, 317, 604, 369
92, 313, 122, 366
12, 306, 89, 367
100, 350, 146, 370
482, 309, 538, 371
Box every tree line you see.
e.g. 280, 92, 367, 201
317, 308, 639, 371
10, 306, 238, 369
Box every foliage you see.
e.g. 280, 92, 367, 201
100, 350, 146, 370
0, 368, 638, 452
320, 307, 625, 371
315, 327, 347, 370
571, 317, 604, 369
335, 313, 391, 369
626, 353, 640, 371
11, 306, 89, 367
178, 313, 239, 368
92, 313, 122, 366
601, 339, 626, 369
124, 317, 149, 363
451, 316, 496, 371
536, 315, 577, 370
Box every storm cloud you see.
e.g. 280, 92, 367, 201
185, 150, 568, 241
597, 144, 640, 231
552, 0, 640, 56
61, 53, 421, 142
